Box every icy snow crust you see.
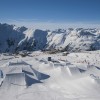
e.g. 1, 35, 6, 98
0, 51, 100, 100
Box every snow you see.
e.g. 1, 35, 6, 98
0, 23, 100, 52
0, 50, 100, 100
0, 23, 100, 99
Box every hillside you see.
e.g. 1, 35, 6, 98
0, 23, 100, 53
0, 50, 100, 100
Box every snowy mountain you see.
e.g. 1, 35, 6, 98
0, 23, 100, 53
0, 23, 27, 52
0, 23, 100, 100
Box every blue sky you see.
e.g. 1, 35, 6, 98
0, 0, 100, 28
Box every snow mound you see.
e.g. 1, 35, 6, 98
0, 60, 50, 91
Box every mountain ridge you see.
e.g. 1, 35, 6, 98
0, 23, 100, 53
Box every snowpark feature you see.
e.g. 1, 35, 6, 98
1, 60, 50, 87
0, 51, 100, 100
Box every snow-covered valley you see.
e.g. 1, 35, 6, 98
0, 50, 100, 100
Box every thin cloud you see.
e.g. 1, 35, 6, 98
1, 18, 100, 29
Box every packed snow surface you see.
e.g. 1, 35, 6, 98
0, 50, 100, 100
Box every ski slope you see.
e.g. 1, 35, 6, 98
0, 51, 100, 100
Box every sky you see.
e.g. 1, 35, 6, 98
0, 0, 100, 29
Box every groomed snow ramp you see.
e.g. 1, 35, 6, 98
65, 65, 81, 77
0, 60, 50, 90
0, 73, 26, 90
1, 72, 41, 90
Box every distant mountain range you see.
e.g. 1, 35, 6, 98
0, 23, 100, 53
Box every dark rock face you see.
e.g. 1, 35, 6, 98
0, 23, 26, 53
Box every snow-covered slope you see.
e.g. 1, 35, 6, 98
0, 51, 100, 100
0, 23, 100, 52
0, 23, 27, 52
47, 28, 100, 51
